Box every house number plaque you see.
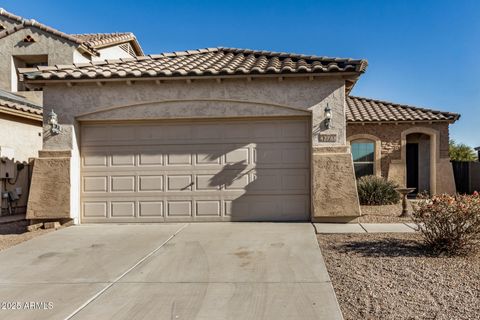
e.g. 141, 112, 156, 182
318, 134, 337, 143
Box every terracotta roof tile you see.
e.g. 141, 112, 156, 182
0, 9, 142, 56
0, 89, 43, 118
19, 47, 367, 81
347, 96, 459, 123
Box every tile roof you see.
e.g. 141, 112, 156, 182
0, 89, 43, 119
70, 32, 143, 55
0, 8, 142, 56
19, 47, 367, 82
346, 96, 459, 123
0, 8, 96, 55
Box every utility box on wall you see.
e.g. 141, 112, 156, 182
0, 147, 16, 179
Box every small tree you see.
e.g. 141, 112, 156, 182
449, 139, 478, 161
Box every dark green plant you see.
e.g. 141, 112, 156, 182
357, 175, 400, 205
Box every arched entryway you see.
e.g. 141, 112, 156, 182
401, 127, 439, 195
406, 133, 431, 194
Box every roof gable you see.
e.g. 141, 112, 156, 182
71, 33, 143, 56
0, 8, 143, 56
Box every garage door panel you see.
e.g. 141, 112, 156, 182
83, 154, 108, 167
81, 118, 310, 223
139, 201, 164, 217
167, 201, 192, 217
111, 176, 136, 192
111, 201, 135, 217
83, 201, 108, 218
254, 143, 309, 166
83, 176, 108, 193
196, 175, 220, 190
139, 153, 164, 166
196, 201, 222, 217
139, 176, 164, 192
111, 153, 135, 166
224, 173, 250, 190
167, 175, 192, 191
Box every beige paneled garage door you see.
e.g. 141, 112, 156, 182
80, 118, 310, 223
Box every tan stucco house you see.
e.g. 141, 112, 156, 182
1, 8, 460, 224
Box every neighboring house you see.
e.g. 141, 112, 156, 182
0, 8, 143, 215
0, 89, 42, 214
346, 96, 459, 195
18, 46, 460, 224
0, 8, 143, 102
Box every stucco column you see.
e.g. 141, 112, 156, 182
310, 88, 361, 222
26, 123, 80, 223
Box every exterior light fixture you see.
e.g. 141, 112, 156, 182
324, 104, 332, 129
48, 109, 61, 135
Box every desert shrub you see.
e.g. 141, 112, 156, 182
356, 175, 400, 205
412, 192, 480, 255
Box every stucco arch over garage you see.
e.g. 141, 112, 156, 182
75, 99, 311, 121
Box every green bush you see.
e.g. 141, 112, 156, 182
413, 192, 480, 255
356, 175, 400, 205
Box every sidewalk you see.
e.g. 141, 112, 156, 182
314, 222, 419, 234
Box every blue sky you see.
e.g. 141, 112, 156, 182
3, 0, 479, 147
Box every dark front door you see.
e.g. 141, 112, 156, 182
406, 143, 419, 193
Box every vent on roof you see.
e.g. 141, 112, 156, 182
22, 35, 36, 43
0, 24, 5, 30
119, 43, 136, 57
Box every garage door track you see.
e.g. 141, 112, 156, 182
0, 223, 342, 320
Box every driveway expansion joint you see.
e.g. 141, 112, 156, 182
63, 223, 189, 320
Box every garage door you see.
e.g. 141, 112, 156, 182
80, 118, 310, 223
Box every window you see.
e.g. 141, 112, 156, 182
351, 139, 375, 178
12, 55, 48, 91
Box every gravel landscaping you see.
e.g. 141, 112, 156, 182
0, 220, 53, 251
318, 233, 480, 320
359, 203, 413, 223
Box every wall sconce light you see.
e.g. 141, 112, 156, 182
324, 104, 332, 129
48, 109, 61, 135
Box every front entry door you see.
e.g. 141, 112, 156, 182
406, 143, 419, 193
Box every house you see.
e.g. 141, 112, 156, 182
0, 8, 142, 215
3, 8, 460, 224
0, 8, 143, 100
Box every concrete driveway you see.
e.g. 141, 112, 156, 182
0, 223, 342, 320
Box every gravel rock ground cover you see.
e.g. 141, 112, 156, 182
318, 233, 480, 320
0, 220, 53, 251
359, 203, 413, 223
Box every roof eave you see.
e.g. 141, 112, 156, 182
21, 71, 364, 85
347, 119, 459, 125
0, 106, 43, 122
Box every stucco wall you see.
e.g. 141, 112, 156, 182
347, 122, 450, 177
43, 77, 347, 149
346, 122, 454, 194
0, 113, 42, 161
94, 45, 134, 61
0, 24, 79, 91
37, 76, 354, 221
